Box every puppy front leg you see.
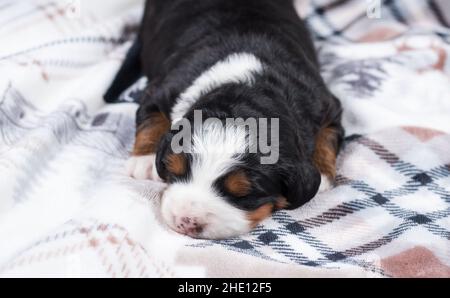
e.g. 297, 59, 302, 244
127, 111, 171, 181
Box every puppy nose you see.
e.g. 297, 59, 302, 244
175, 217, 204, 237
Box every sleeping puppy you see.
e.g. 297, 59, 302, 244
105, 0, 344, 239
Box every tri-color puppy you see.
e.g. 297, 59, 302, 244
105, 0, 344, 239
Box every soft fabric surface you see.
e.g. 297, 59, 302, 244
0, 0, 449, 277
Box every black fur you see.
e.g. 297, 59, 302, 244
107, 0, 344, 211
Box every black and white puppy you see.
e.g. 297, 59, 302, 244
106, 0, 344, 239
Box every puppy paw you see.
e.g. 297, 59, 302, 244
318, 174, 334, 193
126, 154, 162, 181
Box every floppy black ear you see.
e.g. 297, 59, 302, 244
155, 132, 174, 182
284, 161, 321, 210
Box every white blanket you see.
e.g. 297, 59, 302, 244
0, 0, 449, 277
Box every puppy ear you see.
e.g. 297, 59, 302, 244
155, 132, 174, 181
284, 161, 321, 210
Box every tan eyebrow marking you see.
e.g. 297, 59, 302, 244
224, 171, 252, 197
166, 153, 187, 176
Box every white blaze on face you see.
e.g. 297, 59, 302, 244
161, 123, 252, 239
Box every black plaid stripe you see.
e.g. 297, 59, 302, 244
304, 0, 347, 41
428, 0, 450, 28
384, 0, 408, 25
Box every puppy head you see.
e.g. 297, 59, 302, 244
156, 122, 320, 239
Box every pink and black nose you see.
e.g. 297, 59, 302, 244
174, 217, 205, 238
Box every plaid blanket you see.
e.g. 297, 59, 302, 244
0, 0, 449, 278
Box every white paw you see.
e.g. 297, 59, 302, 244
318, 174, 333, 193
126, 155, 162, 181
